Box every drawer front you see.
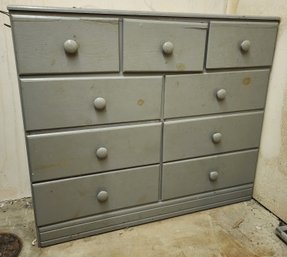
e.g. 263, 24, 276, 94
206, 21, 278, 69
12, 15, 119, 74
162, 150, 258, 200
33, 165, 160, 226
163, 111, 263, 162
123, 19, 207, 72
164, 70, 270, 118
21, 76, 162, 131
28, 123, 161, 182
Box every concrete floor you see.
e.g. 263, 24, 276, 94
0, 199, 286, 257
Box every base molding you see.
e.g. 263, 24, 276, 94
39, 184, 253, 246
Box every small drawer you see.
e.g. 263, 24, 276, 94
206, 21, 278, 69
164, 70, 270, 119
27, 122, 161, 182
21, 76, 162, 131
33, 165, 160, 226
163, 111, 263, 162
123, 19, 207, 72
162, 150, 258, 200
11, 15, 119, 74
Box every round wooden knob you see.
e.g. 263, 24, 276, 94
212, 132, 222, 144
96, 147, 108, 159
97, 191, 108, 202
162, 41, 174, 55
240, 40, 251, 52
64, 39, 79, 54
94, 97, 106, 110
209, 171, 219, 181
216, 89, 227, 101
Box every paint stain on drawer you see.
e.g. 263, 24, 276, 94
242, 77, 252, 86
35, 161, 67, 171
176, 63, 186, 71
137, 99, 144, 106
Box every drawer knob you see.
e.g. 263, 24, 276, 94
212, 132, 222, 144
97, 191, 108, 202
209, 171, 219, 181
96, 147, 108, 159
64, 39, 79, 54
216, 89, 227, 101
162, 41, 174, 55
240, 40, 251, 52
94, 97, 106, 110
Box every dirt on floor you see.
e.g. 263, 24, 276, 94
0, 199, 286, 257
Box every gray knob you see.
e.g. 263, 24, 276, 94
240, 40, 251, 52
96, 147, 108, 159
97, 191, 108, 202
94, 97, 106, 110
212, 132, 222, 144
64, 39, 79, 54
209, 171, 219, 181
216, 89, 227, 101
162, 41, 174, 55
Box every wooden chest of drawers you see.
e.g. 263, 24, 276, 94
9, 5, 279, 246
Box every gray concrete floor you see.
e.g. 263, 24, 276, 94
0, 199, 286, 257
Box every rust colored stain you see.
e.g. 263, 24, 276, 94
176, 63, 186, 71
227, 0, 240, 14
243, 77, 252, 86
137, 99, 144, 106
35, 160, 67, 171
217, 231, 260, 257
279, 89, 287, 177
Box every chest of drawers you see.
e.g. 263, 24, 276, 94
9, 5, 279, 246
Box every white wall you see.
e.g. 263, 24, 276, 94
1, 0, 286, 223
0, 0, 227, 201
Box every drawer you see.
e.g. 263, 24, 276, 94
27, 122, 161, 182
163, 111, 263, 162
33, 165, 160, 226
11, 15, 119, 74
162, 150, 258, 200
123, 19, 207, 72
206, 21, 278, 69
21, 76, 162, 131
164, 70, 270, 119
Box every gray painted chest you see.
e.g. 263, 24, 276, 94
8, 5, 279, 247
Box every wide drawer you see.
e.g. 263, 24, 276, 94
206, 21, 278, 69
21, 76, 162, 131
27, 122, 161, 182
162, 150, 258, 200
11, 15, 119, 74
164, 70, 270, 118
163, 111, 263, 162
123, 19, 207, 72
33, 165, 160, 226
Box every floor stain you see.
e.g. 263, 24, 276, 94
0, 199, 286, 256
217, 230, 259, 257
